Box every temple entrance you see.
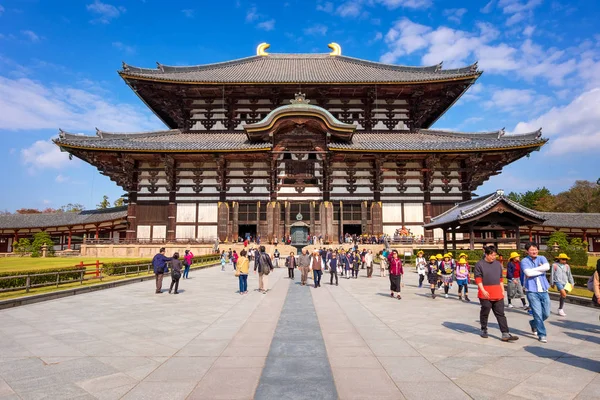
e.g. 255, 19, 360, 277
238, 224, 257, 241
343, 224, 362, 236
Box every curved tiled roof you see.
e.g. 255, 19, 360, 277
120, 53, 481, 84
0, 207, 128, 230
54, 128, 545, 153
538, 212, 600, 229
425, 190, 546, 228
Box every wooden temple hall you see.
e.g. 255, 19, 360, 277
54, 43, 547, 244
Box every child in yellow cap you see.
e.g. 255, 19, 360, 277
426, 255, 441, 299
551, 253, 574, 317
455, 257, 471, 302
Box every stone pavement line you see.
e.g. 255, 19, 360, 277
254, 281, 338, 400
120, 266, 289, 400
186, 270, 291, 400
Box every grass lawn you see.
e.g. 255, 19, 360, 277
589, 255, 599, 268
0, 257, 150, 273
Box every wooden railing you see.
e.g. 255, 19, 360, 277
84, 238, 218, 245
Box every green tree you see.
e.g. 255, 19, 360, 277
546, 231, 569, 251
113, 197, 125, 207
507, 187, 552, 210
30, 232, 54, 257
554, 180, 600, 213
97, 195, 110, 210
569, 238, 588, 250
59, 203, 84, 213
13, 238, 31, 256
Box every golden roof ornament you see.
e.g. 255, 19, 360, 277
328, 42, 341, 56
290, 93, 310, 104
256, 42, 270, 56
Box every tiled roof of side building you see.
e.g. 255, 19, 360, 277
425, 190, 545, 228
0, 207, 128, 230
119, 53, 481, 84
54, 128, 546, 153
538, 212, 600, 229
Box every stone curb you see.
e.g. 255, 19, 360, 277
0, 263, 218, 310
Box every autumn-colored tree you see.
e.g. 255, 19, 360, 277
60, 203, 84, 213
554, 180, 600, 213
15, 208, 42, 214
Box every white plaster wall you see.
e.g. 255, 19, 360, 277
176, 226, 195, 239
198, 204, 218, 223
197, 225, 218, 239
137, 225, 151, 239
153, 226, 166, 240
177, 204, 196, 223
383, 203, 402, 224
404, 203, 424, 223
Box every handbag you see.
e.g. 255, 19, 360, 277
235, 270, 240, 277
172, 271, 181, 280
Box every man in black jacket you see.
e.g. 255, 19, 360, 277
254, 245, 273, 294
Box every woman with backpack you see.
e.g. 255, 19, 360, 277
183, 249, 193, 279
551, 253, 575, 317
169, 252, 182, 294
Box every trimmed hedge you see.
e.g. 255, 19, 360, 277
102, 254, 221, 276
0, 267, 86, 289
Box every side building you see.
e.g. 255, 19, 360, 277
54, 45, 547, 244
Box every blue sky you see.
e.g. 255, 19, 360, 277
1, 0, 599, 212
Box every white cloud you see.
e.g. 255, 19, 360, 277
112, 41, 135, 54
87, 0, 125, 24
0, 75, 162, 132
380, 18, 578, 85
481, 0, 494, 13
21, 140, 72, 173
316, 1, 334, 13
523, 25, 535, 36
21, 30, 39, 42
304, 24, 328, 36
336, 1, 362, 17
483, 88, 551, 113
498, 0, 542, 26
512, 88, 600, 155
443, 8, 467, 24
181, 9, 194, 18
42, 199, 51, 205
246, 6, 259, 22
257, 19, 275, 31
376, 0, 432, 9
55, 174, 69, 183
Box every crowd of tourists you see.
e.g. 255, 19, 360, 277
151, 242, 600, 344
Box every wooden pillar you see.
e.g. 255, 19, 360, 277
360, 201, 368, 235
231, 202, 239, 242
67, 229, 72, 250
95, 225, 99, 240
126, 191, 137, 240
583, 230, 588, 243
285, 201, 291, 237
217, 202, 229, 242
339, 201, 344, 242
322, 154, 331, 202
309, 202, 315, 237
451, 228, 457, 251
442, 228, 448, 252
320, 202, 334, 244
167, 192, 176, 241
13, 230, 18, 246
469, 224, 475, 250
372, 158, 382, 202
528, 228, 533, 241
515, 225, 521, 250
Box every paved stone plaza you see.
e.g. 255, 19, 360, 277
0, 264, 598, 400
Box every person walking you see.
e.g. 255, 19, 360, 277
231, 250, 239, 272
416, 250, 426, 287
236, 249, 250, 295
474, 245, 519, 342
183, 249, 193, 279
220, 251, 227, 272
328, 251, 339, 286
273, 247, 281, 268
338, 250, 350, 278
379, 251, 388, 277
439, 253, 455, 298
311, 250, 323, 288
152, 247, 172, 294
551, 253, 575, 317
592, 260, 600, 319
285, 251, 297, 279
169, 252, 182, 294
506, 252, 529, 310
365, 250, 374, 278
521, 242, 551, 343
426, 255, 441, 299
298, 249, 311, 286
455, 257, 471, 302
351, 250, 360, 279
254, 245, 273, 294
388, 250, 404, 299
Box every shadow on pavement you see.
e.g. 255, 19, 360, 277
441, 321, 480, 335
549, 319, 600, 334
523, 346, 600, 373
562, 331, 600, 345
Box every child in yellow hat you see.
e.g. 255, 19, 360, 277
426, 255, 441, 299
455, 257, 471, 302
439, 253, 455, 298
551, 253, 574, 317
507, 252, 529, 310
416, 251, 426, 287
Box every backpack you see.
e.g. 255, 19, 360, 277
587, 273, 597, 292
260, 254, 271, 275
